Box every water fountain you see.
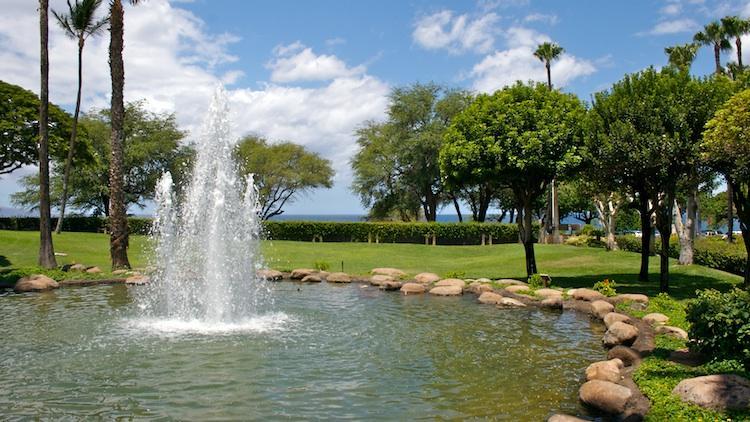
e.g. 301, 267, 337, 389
134, 87, 280, 333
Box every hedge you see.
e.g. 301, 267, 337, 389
0, 217, 534, 245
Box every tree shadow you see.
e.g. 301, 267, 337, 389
0, 255, 10, 268
551, 272, 739, 300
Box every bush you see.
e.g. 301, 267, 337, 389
314, 261, 330, 271
528, 273, 548, 289
592, 278, 617, 297
0, 216, 153, 235
686, 288, 750, 367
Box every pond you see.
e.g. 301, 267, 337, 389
0, 283, 606, 420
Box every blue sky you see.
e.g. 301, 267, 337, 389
1, 0, 749, 216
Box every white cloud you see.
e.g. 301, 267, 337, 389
641, 18, 700, 35
325, 37, 346, 47
523, 13, 559, 25
470, 27, 595, 93
267, 42, 366, 83
660, 3, 682, 15
412, 10, 500, 54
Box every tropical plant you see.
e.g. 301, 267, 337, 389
592, 278, 617, 297
38, 0, 56, 268
533, 42, 564, 89
721, 15, 750, 69
52, 0, 108, 234
694, 21, 731, 75
664, 43, 699, 71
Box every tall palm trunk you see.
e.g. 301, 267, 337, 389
727, 181, 734, 243
56, 37, 85, 234
545, 61, 552, 89
737, 37, 744, 69
38, 0, 57, 268
714, 43, 723, 74
108, 0, 130, 269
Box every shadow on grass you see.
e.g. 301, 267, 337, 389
552, 273, 738, 300
0, 255, 10, 267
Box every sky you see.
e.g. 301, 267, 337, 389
1, 0, 750, 216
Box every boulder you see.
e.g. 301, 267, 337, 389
547, 415, 589, 422
535, 288, 563, 299
326, 272, 352, 283
301, 274, 323, 283
478, 291, 504, 305
370, 274, 395, 286
291, 268, 316, 280
603, 312, 631, 329
14, 274, 59, 293
654, 325, 688, 340
572, 288, 606, 302
603, 321, 639, 347
476, 277, 492, 283
467, 282, 494, 294
579, 380, 633, 415
497, 278, 527, 286
643, 313, 669, 325
591, 300, 615, 319
257, 269, 283, 281
607, 346, 641, 367
379, 280, 403, 291
400, 282, 426, 295
112, 269, 128, 275
125, 275, 150, 285
613, 293, 649, 304
414, 272, 441, 284
85, 266, 102, 274
429, 285, 463, 296
585, 358, 624, 383
497, 297, 526, 308
68, 263, 87, 272
435, 278, 465, 288
371, 267, 406, 279
673, 374, 750, 411
505, 285, 531, 294
540, 297, 563, 309
567, 288, 578, 296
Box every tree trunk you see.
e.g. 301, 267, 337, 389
742, 227, 749, 288
738, 37, 743, 69
674, 193, 696, 265
638, 196, 651, 282
56, 38, 85, 234
519, 199, 538, 277
727, 180, 734, 243
546, 61, 552, 90
659, 220, 670, 293
714, 43, 722, 75
38, 0, 57, 269
551, 178, 561, 243
451, 194, 462, 223
108, 0, 130, 269
594, 194, 619, 251
509, 208, 515, 225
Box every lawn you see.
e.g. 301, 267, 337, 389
0, 229, 743, 298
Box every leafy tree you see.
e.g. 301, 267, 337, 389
235, 135, 334, 220
664, 43, 699, 71
557, 180, 597, 224
694, 21, 731, 75
108, 0, 141, 269
52, 0, 108, 233
721, 16, 750, 69
38, 0, 56, 268
702, 88, 750, 287
0, 80, 75, 174
443, 82, 585, 276
351, 84, 472, 221
13, 102, 190, 217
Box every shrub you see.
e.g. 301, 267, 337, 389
686, 288, 750, 367
314, 261, 330, 271
445, 270, 466, 279
592, 278, 617, 297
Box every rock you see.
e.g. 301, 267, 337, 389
591, 300, 615, 319
476, 277, 492, 283
68, 263, 87, 272
535, 288, 563, 299
497, 297, 526, 308
301, 274, 323, 283
435, 278, 465, 288
429, 285, 463, 296
478, 291, 504, 305
112, 269, 128, 275
14, 274, 59, 293
607, 346, 641, 367
603, 321, 639, 347
567, 288, 578, 296
371, 267, 406, 279
669, 348, 704, 367
497, 278, 527, 286
400, 283, 426, 295
572, 288, 606, 302
370, 274, 395, 286
414, 272, 441, 284
291, 268, 316, 280
467, 282, 494, 294
613, 293, 649, 304
655, 325, 688, 340
603, 312, 631, 329
505, 285, 531, 294
379, 280, 403, 291
585, 358, 624, 383
125, 275, 150, 285
540, 297, 563, 309
673, 374, 750, 411
257, 269, 283, 281
643, 313, 669, 325
579, 380, 633, 415
326, 272, 352, 283
85, 266, 102, 274
547, 415, 589, 422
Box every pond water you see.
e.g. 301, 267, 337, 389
0, 283, 606, 420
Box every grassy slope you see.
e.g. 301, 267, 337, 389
0, 230, 743, 298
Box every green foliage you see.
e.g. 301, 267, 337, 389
313, 261, 331, 271
0, 266, 109, 287
592, 278, 617, 297
444, 270, 466, 279
687, 288, 750, 367
235, 135, 334, 220
0, 217, 153, 235
527, 273, 546, 289
563, 234, 605, 248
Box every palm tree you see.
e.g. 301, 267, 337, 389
664, 43, 699, 71
533, 42, 564, 89
38, 0, 57, 268
694, 21, 731, 75
534, 42, 564, 244
108, 0, 139, 269
53, 0, 108, 234
721, 15, 750, 68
